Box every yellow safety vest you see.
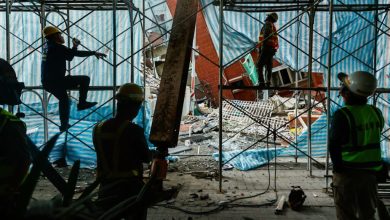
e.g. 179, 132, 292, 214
93, 121, 139, 180
0, 108, 28, 193
258, 22, 279, 49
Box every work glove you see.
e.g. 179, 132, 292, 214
95, 51, 107, 59
72, 38, 81, 48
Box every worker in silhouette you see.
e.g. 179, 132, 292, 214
0, 58, 31, 218
330, 71, 384, 220
257, 12, 279, 87
93, 83, 151, 220
41, 26, 106, 132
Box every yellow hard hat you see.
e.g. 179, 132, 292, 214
42, 26, 61, 38
115, 83, 143, 102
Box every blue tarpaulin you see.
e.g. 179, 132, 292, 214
213, 148, 283, 171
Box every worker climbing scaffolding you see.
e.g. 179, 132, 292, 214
41, 25, 107, 133
41, 25, 107, 167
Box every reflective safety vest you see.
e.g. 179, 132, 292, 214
338, 105, 384, 171
258, 22, 279, 49
0, 108, 27, 193
93, 121, 139, 180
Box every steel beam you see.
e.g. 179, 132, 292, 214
150, 0, 198, 148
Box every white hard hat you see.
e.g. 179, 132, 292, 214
337, 71, 377, 97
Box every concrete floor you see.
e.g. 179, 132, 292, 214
147, 160, 338, 219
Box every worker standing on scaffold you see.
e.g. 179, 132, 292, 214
257, 12, 279, 87
41, 26, 107, 133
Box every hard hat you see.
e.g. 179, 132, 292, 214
267, 12, 278, 22
115, 83, 143, 102
338, 71, 377, 97
0, 58, 25, 105
42, 26, 61, 38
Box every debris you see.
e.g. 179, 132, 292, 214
180, 134, 213, 143
166, 199, 176, 204
190, 193, 199, 199
218, 201, 228, 206
207, 201, 215, 206
168, 146, 192, 154
313, 193, 318, 197
275, 195, 286, 215
222, 164, 234, 170
189, 171, 218, 180
200, 194, 209, 200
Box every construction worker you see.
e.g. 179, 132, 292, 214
0, 59, 31, 217
41, 26, 107, 132
93, 83, 151, 220
330, 71, 384, 220
256, 12, 279, 87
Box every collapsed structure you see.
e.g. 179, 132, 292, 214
1, 0, 390, 218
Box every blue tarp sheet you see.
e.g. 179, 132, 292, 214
0, 1, 172, 167
201, 0, 390, 161
213, 148, 283, 171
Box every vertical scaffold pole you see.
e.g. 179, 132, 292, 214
113, 0, 117, 116
325, 0, 334, 192
142, 0, 146, 128
5, 0, 10, 63
40, 3, 49, 143
218, 0, 224, 192
130, 0, 134, 83
373, 0, 378, 80
294, 5, 301, 164
307, 5, 315, 175
6, 0, 12, 114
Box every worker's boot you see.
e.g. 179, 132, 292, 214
53, 158, 67, 167
77, 101, 97, 111
59, 123, 70, 132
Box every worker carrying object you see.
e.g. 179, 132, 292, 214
329, 71, 385, 220
41, 26, 107, 132
0, 59, 31, 217
256, 12, 279, 87
93, 83, 151, 220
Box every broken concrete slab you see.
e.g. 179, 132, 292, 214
180, 134, 213, 143
168, 146, 192, 154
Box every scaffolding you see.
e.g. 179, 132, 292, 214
2, 0, 390, 201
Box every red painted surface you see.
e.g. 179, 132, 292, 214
166, 0, 255, 107
165, 1, 323, 106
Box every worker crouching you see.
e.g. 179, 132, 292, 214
93, 83, 151, 220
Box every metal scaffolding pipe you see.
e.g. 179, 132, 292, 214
130, 0, 134, 83
325, 0, 334, 193
112, 0, 117, 116
5, 0, 10, 62
307, 7, 315, 175
218, 0, 224, 193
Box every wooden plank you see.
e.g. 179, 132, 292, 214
150, 0, 198, 148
